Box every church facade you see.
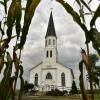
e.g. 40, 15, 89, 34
29, 12, 74, 91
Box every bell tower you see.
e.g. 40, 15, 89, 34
43, 12, 58, 65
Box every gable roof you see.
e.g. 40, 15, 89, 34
29, 62, 42, 71
57, 61, 72, 70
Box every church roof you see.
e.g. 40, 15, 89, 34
45, 12, 57, 38
29, 62, 42, 71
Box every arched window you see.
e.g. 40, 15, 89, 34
61, 73, 65, 86
34, 73, 38, 86
49, 39, 51, 45
46, 73, 52, 79
53, 39, 55, 45
46, 51, 48, 57
50, 50, 52, 57
45, 40, 47, 46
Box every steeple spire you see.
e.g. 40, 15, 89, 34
45, 12, 57, 38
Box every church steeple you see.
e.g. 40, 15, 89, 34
43, 12, 58, 65
45, 12, 57, 38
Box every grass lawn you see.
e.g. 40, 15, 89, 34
15, 95, 100, 100
94, 95, 100, 100
16, 96, 80, 100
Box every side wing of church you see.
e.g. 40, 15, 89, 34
29, 12, 74, 91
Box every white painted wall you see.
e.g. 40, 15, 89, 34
43, 36, 57, 65
29, 63, 42, 86
29, 62, 73, 91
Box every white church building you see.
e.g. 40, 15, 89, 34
29, 12, 74, 91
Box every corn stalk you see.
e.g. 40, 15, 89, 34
0, 0, 40, 100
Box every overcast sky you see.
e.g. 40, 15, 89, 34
0, 0, 100, 88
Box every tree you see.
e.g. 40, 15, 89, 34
70, 80, 78, 94
24, 81, 29, 93
86, 54, 99, 89
24, 81, 35, 94
89, 54, 99, 69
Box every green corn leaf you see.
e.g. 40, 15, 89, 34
18, 77, 24, 100
4, 0, 8, 14
0, 1, 4, 5
0, 21, 4, 35
5, 77, 14, 100
19, 65, 23, 77
75, 0, 81, 7
18, 65, 24, 100
80, 0, 92, 12
15, 0, 22, 39
13, 51, 20, 70
7, 1, 16, 40
85, 28, 94, 44
79, 61, 87, 100
0, 56, 4, 73
79, 6, 85, 23
0, 52, 13, 88
13, 44, 20, 51
90, 5, 100, 28
7, 0, 21, 41
7, 52, 12, 64
88, 0, 92, 4
0, 77, 14, 100
1, 39, 8, 49
0, 35, 16, 52
79, 61, 83, 72
0, 35, 16, 44
19, 0, 41, 49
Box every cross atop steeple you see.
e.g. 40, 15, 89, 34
45, 12, 57, 38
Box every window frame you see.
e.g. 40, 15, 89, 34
34, 73, 38, 86
50, 50, 52, 57
53, 39, 55, 45
46, 50, 48, 57
61, 73, 65, 86
49, 39, 51, 45
46, 72, 52, 80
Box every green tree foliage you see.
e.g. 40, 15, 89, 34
24, 81, 35, 94
86, 54, 99, 86
0, 0, 40, 100
70, 80, 78, 94
89, 54, 99, 69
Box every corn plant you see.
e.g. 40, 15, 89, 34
0, 0, 40, 100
